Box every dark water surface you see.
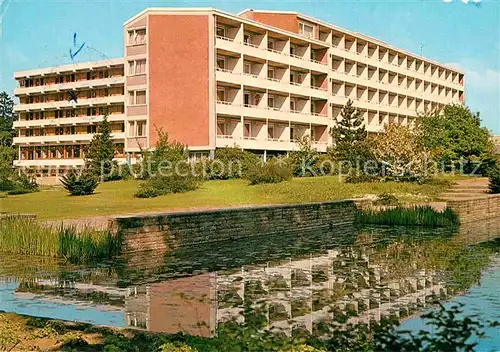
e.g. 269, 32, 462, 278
0, 220, 499, 348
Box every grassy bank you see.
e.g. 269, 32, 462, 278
356, 205, 460, 227
0, 176, 458, 220
0, 217, 120, 262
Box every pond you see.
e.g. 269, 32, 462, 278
0, 219, 499, 348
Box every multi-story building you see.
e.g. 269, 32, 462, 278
12, 7, 465, 182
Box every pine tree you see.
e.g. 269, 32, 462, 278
329, 100, 375, 182
85, 116, 115, 180
330, 99, 367, 146
0, 92, 15, 147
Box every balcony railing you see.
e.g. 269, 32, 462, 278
267, 48, 283, 55
311, 86, 327, 91
242, 72, 259, 79
243, 41, 259, 48
218, 100, 243, 107
310, 58, 327, 66
216, 67, 233, 73
267, 77, 280, 82
216, 35, 234, 42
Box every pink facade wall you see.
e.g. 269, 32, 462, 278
243, 12, 300, 34
148, 14, 211, 147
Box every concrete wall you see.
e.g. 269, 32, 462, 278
447, 195, 500, 223
111, 200, 360, 257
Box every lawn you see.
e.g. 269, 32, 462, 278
0, 176, 455, 220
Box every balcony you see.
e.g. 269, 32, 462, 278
216, 101, 329, 124
216, 136, 327, 152
13, 132, 126, 145
14, 76, 125, 96
13, 114, 126, 128
215, 70, 329, 99
215, 39, 328, 74
14, 95, 125, 112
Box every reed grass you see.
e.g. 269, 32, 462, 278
0, 216, 121, 262
356, 206, 460, 227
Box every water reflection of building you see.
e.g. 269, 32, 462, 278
124, 246, 446, 337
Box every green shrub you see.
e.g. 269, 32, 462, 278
159, 342, 198, 352
6, 172, 39, 195
135, 163, 200, 198
374, 193, 400, 206
106, 161, 133, 181
61, 169, 99, 196
488, 165, 500, 194
246, 159, 293, 185
289, 136, 320, 177
356, 205, 459, 227
207, 147, 259, 179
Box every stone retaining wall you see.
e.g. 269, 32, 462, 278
110, 200, 362, 257
446, 195, 500, 223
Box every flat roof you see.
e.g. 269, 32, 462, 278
126, 7, 463, 75
14, 58, 124, 79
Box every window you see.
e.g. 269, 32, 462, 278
216, 25, 226, 38
136, 91, 146, 105
217, 57, 226, 70
128, 59, 146, 75
268, 125, 274, 139
244, 62, 251, 74
268, 67, 275, 79
128, 28, 146, 45
99, 106, 108, 115
87, 90, 96, 99
136, 121, 146, 136
217, 122, 225, 136
87, 107, 97, 116
87, 125, 97, 134
129, 90, 147, 105
87, 71, 97, 80
268, 40, 275, 50
290, 44, 297, 56
243, 34, 250, 44
217, 88, 225, 102
290, 99, 297, 111
268, 95, 275, 109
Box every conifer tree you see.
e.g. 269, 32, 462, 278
85, 116, 115, 180
330, 99, 367, 146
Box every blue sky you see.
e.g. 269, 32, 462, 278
1, 0, 498, 133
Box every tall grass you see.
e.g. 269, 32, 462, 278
0, 216, 59, 256
356, 206, 460, 227
0, 216, 121, 262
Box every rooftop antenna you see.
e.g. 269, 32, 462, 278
419, 42, 425, 57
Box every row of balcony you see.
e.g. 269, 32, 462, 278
216, 69, 329, 100
216, 36, 329, 74
215, 30, 462, 91
13, 114, 126, 128
330, 47, 463, 91
14, 76, 125, 96
332, 61, 462, 92
216, 63, 460, 106
217, 135, 328, 153
13, 132, 126, 145
14, 95, 125, 112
